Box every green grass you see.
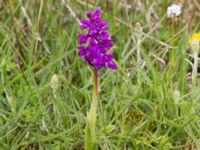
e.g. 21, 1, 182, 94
0, 0, 200, 149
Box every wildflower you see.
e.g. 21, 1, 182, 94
167, 4, 181, 18
188, 33, 200, 45
77, 8, 117, 70
167, 4, 181, 70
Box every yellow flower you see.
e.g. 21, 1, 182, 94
188, 33, 200, 45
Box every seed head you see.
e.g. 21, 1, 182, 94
51, 74, 59, 90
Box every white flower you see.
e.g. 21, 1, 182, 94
167, 4, 181, 18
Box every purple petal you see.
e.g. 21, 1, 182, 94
94, 8, 101, 16
100, 32, 110, 40
84, 55, 91, 62
93, 8, 101, 20
104, 54, 113, 61
100, 21, 108, 30
87, 12, 92, 19
78, 34, 88, 44
99, 48, 106, 53
80, 19, 89, 29
104, 40, 113, 49
107, 62, 118, 70
77, 46, 86, 57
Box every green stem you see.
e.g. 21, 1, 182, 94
192, 51, 198, 87
137, 37, 141, 84
170, 17, 175, 69
93, 69, 98, 97
85, 69, 98, 150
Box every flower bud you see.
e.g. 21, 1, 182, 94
51, 74, 59, 91
134, 22, 143, 34
191, 38, 199, 53
7, 96, 16, 112
173, 90, 180, 104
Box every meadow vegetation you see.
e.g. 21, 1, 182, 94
0, 0, 200, 149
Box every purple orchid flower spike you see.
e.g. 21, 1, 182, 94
77, 7, 117, 70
